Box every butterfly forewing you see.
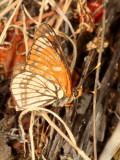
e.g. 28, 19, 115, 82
11, 23, 72, 110
28, 23, 72, 96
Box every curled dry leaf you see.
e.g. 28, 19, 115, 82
87, 1, 103, 23
13, 141, 24, 153
0, 27, 32, 76
79, 1, 103, 23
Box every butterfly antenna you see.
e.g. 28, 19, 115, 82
76, 63, 100, 95
85, 63, 101, 79
83, 89, 95, 94
83, 63, 101, 94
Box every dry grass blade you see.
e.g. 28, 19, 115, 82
0, 0, 9, 6
41, 111, 91, 160
22, 5, 38, 25
0, 0, 23, 44
18, 107, 91, 160
37, 0, 45, 27
48, 0, 75, 38
93, 3, 106, 160
29, 111, 35, 160
21, 6, 28, 58
55, 0, 72, 30
0, 0, 19, 18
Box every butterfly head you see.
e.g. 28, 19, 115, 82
72, 87, 83, 99
52, 87, 83, 107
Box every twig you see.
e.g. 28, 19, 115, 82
37, 0, 45, 27
55, 0, 72, 30
29, 111, 35, 160
14, 11, 55, 26
48, 0, 75, 38
0, 0, 19, 18
0, 0, 23, 43
22, 5, 38, 25
93, 1, 106, 160
0, 0, 9, 6
22, 6, 28, 58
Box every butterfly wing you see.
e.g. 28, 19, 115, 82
28, 23, 72, 96
11, 23, 72, 110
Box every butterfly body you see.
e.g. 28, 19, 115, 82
11, 24, 81, 111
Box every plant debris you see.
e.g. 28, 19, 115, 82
0, 0, 120, 160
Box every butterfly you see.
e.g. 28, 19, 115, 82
11, 23, 82, 111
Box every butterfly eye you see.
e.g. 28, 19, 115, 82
73, 88, 83, 98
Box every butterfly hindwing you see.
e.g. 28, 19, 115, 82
11, 69, 63, 110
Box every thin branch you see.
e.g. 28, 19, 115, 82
0, 0, 23, 43
0, 0, 19, 18
29, 111, 35, 160
37, 0, 45, 27
48, 0, 75, 38
93, 1, 106, 160
22, 6, 28, 59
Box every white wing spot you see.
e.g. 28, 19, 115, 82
26, 65, 30, 70
45, 57, 50, 60
39, 70, 44, 74
45, 33, 49, 37
53, 66, 62, 71
23, 79, 27, 83
57, 89, 64, 99
23, 72, 31, 76
50, 32, 54, 36
37, 37, 52, 48
46, 75, 55, 81
33, 45, 43, 52
21, 84, 25, 87
36, 38, 46, 48
42, 66, 48, 70
22, 94, 25, 98
27, 76, 31, 79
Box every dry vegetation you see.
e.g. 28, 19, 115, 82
0, 0, 120, 160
